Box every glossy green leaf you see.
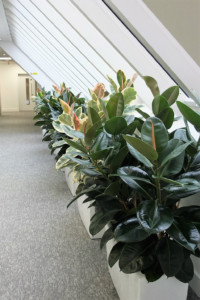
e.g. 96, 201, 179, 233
135, 108, 150, 119
174, 128, 193, 143
100, 226, 114, 249
160, 140, 192, 167
58, 113, 73, 126
75, 106, 82, 118
87, 106, 101, 125
167, 219, 200, 252
99, 98, 109, 120
158, 139, 185, 176
90, 132, 108, 152
175, 207, 200, 232
122, 87, 137, 105
33, 113, 43, 120
117, 70, 126, 90
94, 194, 123, 211
34, 121, 45, 126
190, 152, 200, 170
108, 242, 124, 267
158, 237, 184, 276
90, 147, 113, 160
84, 121, 101, 146
152, 176, 183, 187
123, 135, 158, 162
56, 154, 70, 170
175, 257, 194, 283
52, 140, 67, 148
179, 170, 200, 181
87, 98, 99, 111
126, 143, 153, 168
89, 210, 119, 235
119, 237, 156, 273
174, 128, 196, 156
52, 121, 65, 133
164, 178, 200, 199
141, 117, 168, 152
114, 217, 150, 243
62, 138, 88, 154
177, 101, 200, 130
144, 260, 163, 282
107, 75, 118, 93
143, 76, 160, 96
42, 134, 51, 141
67, 185, 96, 208
105, 116, 127, 135
106, 93, 124, 118
110, 146, 129, 172
40, 106, 50, 114
161, 86, 179, 106
152, 95, 169, 115
60, 124, 84, 139
117, 167, 153, 199
59, 155, 91, 167
81, 168, 101, 176
122, 121, 138, 135
104, 182, 121, 196
156, 107, 174, 129
137, 200, 174, 234
89, 90, 98, 102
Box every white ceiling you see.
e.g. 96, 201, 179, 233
0, 0, 12, 41
0, 0, 199, 101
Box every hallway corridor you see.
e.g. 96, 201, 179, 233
0, 112, 118, 300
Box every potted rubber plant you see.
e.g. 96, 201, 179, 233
101, 82, 200, 300
55, 71, 139, 237
34, 84, 85, 161
56, 73, 200, 300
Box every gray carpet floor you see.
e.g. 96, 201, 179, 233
0, 112, 199, 300
0, 112, 118, 300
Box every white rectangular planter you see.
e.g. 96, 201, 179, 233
64, 167, 104, 239
106, 238, 188, 300
181, 193, 200, 297
64, 167, 79, 196
77, 195, 105, 239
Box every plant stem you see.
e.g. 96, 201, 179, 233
90, 157, 110, 182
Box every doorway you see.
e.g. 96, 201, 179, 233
18, 75, 36, 111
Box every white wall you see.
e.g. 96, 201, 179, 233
0, 61, 26, 112
143, 0, 200, 67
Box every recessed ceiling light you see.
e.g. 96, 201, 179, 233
3, 53, 6, 56
0, 57, 12, 60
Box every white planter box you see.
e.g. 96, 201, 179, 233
77, 195, 105, 239
64, 167, 104, 239
181, 193, 200, 297
106, 238, 188, 300
64, 167, 79, 196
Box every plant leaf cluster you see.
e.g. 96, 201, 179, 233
33, 85, 86, 160
35, 70, 200, 284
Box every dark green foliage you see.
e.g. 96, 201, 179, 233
36, 71, 200, 284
